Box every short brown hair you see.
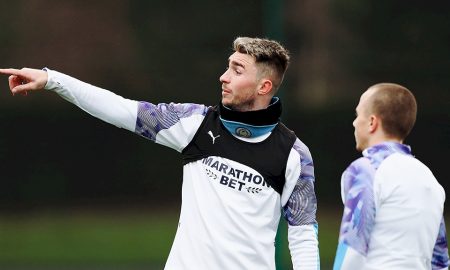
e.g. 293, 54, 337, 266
232, 37, 290, 92
368, 83, 417, 140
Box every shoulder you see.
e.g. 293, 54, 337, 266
346, 157, 372, 174
135, 102, 211, 148
341, 157, 375, 193
378, 152, 426, 172
376, 153, 443, 194
285, 138, 314, 184
286, 137, 313, 170
289, 134, 311, 156
375, 153, 434, 183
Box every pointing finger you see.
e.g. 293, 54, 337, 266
0, 68, 22, 76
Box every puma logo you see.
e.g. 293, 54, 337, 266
208, 131, 220, 144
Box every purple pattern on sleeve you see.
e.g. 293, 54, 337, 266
294, 140, 315, 182
432, 217, 450, 269
135, 102, 209, 141
338, 157, 376, 255
283, 139, 317, 226
338, 142, 414, 255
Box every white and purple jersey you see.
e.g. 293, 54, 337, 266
334, 142, 449, 270
44, 69, 319, 270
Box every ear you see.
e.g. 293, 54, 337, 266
369, 115, 379, 133
257, 79, 273, 95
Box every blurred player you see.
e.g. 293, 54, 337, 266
333, 83, 449, 269
0, 37, 319, 270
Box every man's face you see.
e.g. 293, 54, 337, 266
219, 52, 260, 111
353, 90, 373, 151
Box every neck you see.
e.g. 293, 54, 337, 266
367, 134, 403, 149
219, 97, 282, 138
219, 97, 281, 126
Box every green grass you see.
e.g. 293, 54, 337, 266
0, 207, 379, 269
317, 209, 341, 269
0, 209, 178, 268
6, 208, 447, 269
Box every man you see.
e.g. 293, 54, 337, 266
0, 37, 319, 270
333, 83, 449, 269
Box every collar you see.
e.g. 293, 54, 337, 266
219, 97, 281, 126
219, 97, 281, 138
362, 142, 412, 169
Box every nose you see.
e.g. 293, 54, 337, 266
220, 69, 229, 83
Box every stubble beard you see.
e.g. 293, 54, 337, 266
225, 93, 258, 112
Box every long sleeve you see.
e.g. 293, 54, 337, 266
333, 158, 376, 270
44, 69, 209, 152
283, 138, 319, 270
44, 69, 138, 131
335, 143, 448, 269
432, 217, 450, 270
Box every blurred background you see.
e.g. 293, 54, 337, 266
0, 0, 449, 269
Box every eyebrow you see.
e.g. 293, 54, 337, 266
229, 59, 245, 69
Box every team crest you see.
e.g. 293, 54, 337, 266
235, 127, 252, 138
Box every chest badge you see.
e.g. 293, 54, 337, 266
235, 127, 252, 138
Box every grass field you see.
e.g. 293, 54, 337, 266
0, 207, 362, 269
0, 208, 177, 269
2, 207, 447, 269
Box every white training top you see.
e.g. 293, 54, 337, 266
44, 69, 320, 270
334, 142, 449, 270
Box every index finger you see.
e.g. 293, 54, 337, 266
0, 68, 22, 76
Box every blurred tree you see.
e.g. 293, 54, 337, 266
0, 0, 448, 213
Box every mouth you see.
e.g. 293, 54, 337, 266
222, 88, 231, 96
222, 85, 231, 93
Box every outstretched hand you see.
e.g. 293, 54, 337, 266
0, 68, 48, 95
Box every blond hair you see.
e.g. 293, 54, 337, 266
232, 37, 290, 92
